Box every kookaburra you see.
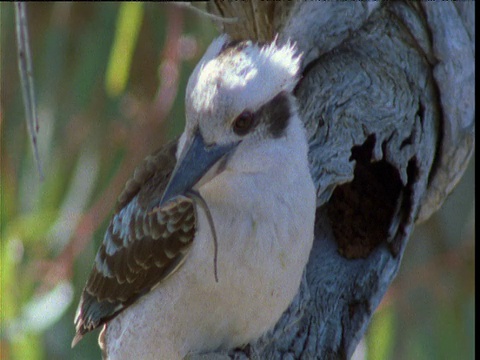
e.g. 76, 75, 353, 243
72, 34, 316, 359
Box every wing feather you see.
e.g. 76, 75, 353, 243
73, 139, 197, 345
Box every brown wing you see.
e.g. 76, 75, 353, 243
72, 138, 196, 346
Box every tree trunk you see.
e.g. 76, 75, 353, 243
187, 2, 475, 359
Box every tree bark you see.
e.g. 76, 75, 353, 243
187, 2, 475, 359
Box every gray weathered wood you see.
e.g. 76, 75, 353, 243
188, 2, 475, 359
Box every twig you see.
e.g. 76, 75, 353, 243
187, 190, 219, 283
173, 2, 238, 24
14, 2, 44, 180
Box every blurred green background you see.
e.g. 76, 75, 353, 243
1, 3, 474, 360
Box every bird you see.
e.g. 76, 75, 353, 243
72, 34, 316, 359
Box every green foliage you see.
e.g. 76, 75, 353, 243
367, 305, 396, 360
105, 2, 144, 98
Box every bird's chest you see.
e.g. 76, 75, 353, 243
194, 194, 294, 282
172, 198, 299, 347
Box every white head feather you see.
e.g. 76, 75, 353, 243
183, 35, 302, 145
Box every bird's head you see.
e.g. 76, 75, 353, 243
161, 34, 302, 205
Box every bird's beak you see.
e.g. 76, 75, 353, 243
160, 129, 238, 205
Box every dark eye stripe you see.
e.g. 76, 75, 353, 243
232, 92, 291, 139
259, 92, 291, 139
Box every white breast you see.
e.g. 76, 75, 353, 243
104, 117, 315, 360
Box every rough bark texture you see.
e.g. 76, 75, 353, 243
184, 2, 475, 359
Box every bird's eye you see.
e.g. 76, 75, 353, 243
232, 111, 255, 136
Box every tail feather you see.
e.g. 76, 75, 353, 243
71, 332, 84, 348
72, 291, 122, 347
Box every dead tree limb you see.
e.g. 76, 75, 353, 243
188, 2, 475, 359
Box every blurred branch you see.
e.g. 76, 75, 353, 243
174, 2, 238, 24
150, 4, 184, 123
14, 2, 44, 180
